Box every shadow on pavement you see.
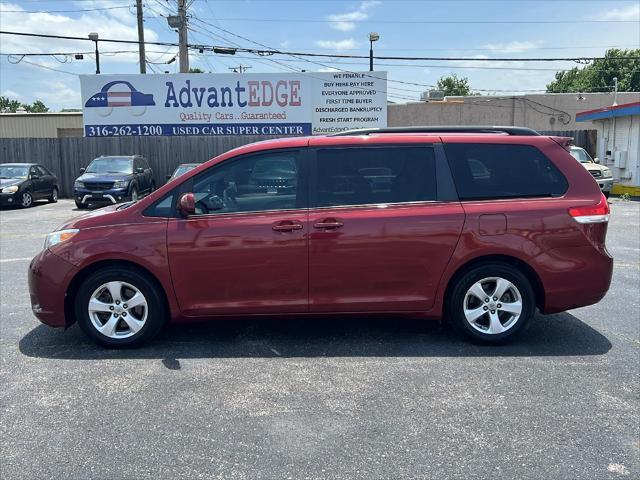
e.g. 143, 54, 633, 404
19, 311, 611, 360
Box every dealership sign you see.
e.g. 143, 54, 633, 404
79, 72, 387, 137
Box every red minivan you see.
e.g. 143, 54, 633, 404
28, 127, 613, 347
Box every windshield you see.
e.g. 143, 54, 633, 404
0, 165, 29, 179
570, 148, 593, 164
172, 165, 197, 178
86, 157, 132, 174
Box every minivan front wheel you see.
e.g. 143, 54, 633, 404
449, 264, 535, 344
75, 266, 166, 348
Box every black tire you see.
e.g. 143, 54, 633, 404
448, 263, 535, 344
20, 190, 33, 208
74, 266, 167, 348
604, 191, 610, 199
129, 185, 139, 202
75, 200, 87, 210
150, 181, 156, 193
48, 187, 59, 203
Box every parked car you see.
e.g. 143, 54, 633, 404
166, 163, 200, 183
29, 126, 613, 348
73, 155, 154, 209
569, 146, 613, 197
0, 163, 59, 208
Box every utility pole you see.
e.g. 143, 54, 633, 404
229, 65, 252, 73
136, 0, 146, 73
178, 0, 189, 73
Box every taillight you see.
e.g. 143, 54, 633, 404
569, 193, 610, 224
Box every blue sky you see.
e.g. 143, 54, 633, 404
0, 0, 638, 110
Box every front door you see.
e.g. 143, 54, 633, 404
29, 166, 47, 198
167, 149, 309, 316
308, 145, 465, 313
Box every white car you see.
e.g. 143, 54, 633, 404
569, 146, 613, 197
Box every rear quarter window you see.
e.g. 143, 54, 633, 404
444, 143, 568, 200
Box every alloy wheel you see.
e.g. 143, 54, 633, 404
88, 281, 148, 339
21, 192, 32, 207
463, 277, 523, 335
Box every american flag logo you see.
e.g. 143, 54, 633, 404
107, 91, 132, 107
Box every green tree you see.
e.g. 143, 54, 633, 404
0, 96, 22, 112
436, 74, 475, 96
189, 67, 205, 73
25, 100, 49, 113
0, 96, 50, 113
546, 49, 640, 93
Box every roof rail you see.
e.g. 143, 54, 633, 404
330, 126, 541, 136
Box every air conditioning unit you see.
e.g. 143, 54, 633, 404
614, 150, 627, 169
420, 90, 445, 102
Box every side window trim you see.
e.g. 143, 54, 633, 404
443, 143, 568, 201
309, 144, 440, 209
165, 148, 308, 219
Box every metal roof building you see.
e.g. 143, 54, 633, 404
577, 101, 640, 194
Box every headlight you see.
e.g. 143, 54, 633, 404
44, 229, 79, 250
2, 185, 19, 193
113, 180, 128, 189
603, 169, 613, 178
74, 180, 84, 189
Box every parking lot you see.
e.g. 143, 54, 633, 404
1, 199, 638, 479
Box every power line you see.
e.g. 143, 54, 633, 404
2, 30, 639, 63
197, 16, 640, 24
0, 5, 131, 13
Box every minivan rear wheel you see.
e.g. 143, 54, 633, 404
448, 263, 535, 344
74, 266, 166, 348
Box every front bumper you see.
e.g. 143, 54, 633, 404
74, 187, 129, 205
0, 192, 19, 206
596, 178, 613, 192
28, 249, 79, 327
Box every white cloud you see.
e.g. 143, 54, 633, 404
482, 40, 544, 54
0, 2, 159, 64
315, 39, 359, 51
33, 81, 81, 108
598, 4, 640, 21
327, 1, 380, 32
1, 90, 24, 101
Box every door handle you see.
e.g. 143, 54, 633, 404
313, 219, 344, 230
272, 221, 304, 232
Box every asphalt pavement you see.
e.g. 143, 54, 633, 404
1, 198, 638, 480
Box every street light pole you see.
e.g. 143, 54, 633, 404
88, 32, 100, 74
368, 32, 379, 72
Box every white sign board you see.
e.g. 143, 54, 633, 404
80, 71, 387, 137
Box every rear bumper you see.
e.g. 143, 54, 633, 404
538, 245, 613, 314
28, 249, 79, 327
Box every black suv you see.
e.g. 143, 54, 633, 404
73, 155, 154, 209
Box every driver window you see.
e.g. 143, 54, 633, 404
29, 167, 39, 177
191, 151, 300, 215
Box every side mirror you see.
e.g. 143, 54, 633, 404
80, 167, 86, 174
30, 174, 39, 180
178, 192, 195, 217
136, 167, 144, 174
594, 157, 600, 164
